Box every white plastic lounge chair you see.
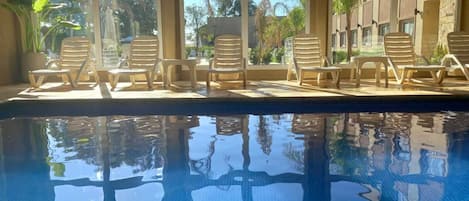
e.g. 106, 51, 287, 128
28, 37, 99, 88
292, 34, 341, 87
206, 34, 247, 89
442, 31, 469, 80
108, 36, 160, 90
384, 32, 445, 84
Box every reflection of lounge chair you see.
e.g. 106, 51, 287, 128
29, 37, 100, 88
442, 32, 469, 80
384, 32, 445, 84
216, 116, 249, 135
206, 34, 247, 89
292, 34, 341, 87
291, 114, 325, 137
108, 36, 160, 90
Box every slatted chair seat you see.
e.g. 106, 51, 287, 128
107, 36, 161, 90
206, 34, 247, 89
108, 68, 149, 74
30, 69, 71, 75
384, 32, 445, 84
442, 32, 469, 80
292, 34, 341, 87
29, 37, 99, 88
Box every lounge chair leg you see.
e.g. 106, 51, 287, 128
206, 72, 211, 89
436, 70, 446, 84
109, 74, 119, 90
66, 73, 76, 88
145, 72, 153, 89
316, 72, 322, 86
407, 70, 414, 82
29, 72, 38, 88
397, 69, 407, 84
287, 68, 291, 81
36, 76, 46, 88
335, 71, 341, 88
243, 72, 247, 89
94, 70, 100, 85
298, 71, 303, 86
61, 74, 69, 84
130, 75, 136, 87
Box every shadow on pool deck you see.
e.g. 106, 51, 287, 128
0, 78, 468, 118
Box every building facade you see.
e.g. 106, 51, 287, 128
331, 0, 463, 60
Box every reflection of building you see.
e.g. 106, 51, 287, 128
331, 0, 461, 60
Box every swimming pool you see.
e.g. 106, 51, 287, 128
1, 111, 469, 201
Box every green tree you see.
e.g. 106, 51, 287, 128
333, 0, 359, 62
186, 5, 207, 55
227, 0, 257, 16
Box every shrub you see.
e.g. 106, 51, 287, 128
430, 44, 448, 65
332, 50, 360, 63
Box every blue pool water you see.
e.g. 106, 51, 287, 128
1, 112, 469, 201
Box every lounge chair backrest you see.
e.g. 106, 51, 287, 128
213, 34, 243, 69
129, 36, 159, 69
384, 32, 416, 67
447, 32, 469, 65
59, 37, 91, 69
293, 34, 322, 68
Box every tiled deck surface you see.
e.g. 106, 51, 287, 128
2, 78, 469, 102
1, 78, 469, 117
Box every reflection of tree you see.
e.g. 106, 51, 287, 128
115, 0, 158, 37
257, 115, 272, 155
283, 142, 304, 172
45, 116, 165, 174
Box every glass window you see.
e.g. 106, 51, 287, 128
378, 23, 390, 44
362, 27, 372, 46
340, 32, 346, 48
400, 19, 414, 36
184, 0, 241, 65
98, 0, 159, 69
41, 0, 159, 69
332, 33, 336, 49
250, 0, 305, 66
351, 30, 357, 48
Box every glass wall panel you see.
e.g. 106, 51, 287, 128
249, 0, 305, 66
42, 0, 94, 57
184, 0, 242, 65
99, 0, 159, 69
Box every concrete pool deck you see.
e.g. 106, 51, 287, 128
1, 78, 469, 117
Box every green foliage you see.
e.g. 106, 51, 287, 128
430, 44, 448, 65
249, 47, 260, 65
273, 47, 284, 63
333, 50, 360, 63
0, 0, 81, 53
332, 0, 359, 14
249, 47, 273, 65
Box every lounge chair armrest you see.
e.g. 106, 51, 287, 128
321, 56, 332, 67
46, 59, 60, 69
153, 58, 162, 70
441, 54, 463, 67
118, 58, 129, 68
416, 55, 430, 65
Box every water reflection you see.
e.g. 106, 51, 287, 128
1, 112, 469, 201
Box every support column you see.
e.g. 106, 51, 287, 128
390, 0, 400, 32
310, 0, 330, 56
160, 1, 183, 80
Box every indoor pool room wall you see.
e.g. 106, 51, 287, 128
1, 112, 469, 201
